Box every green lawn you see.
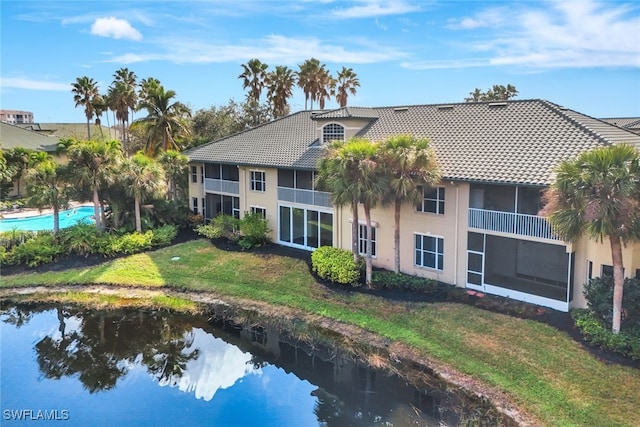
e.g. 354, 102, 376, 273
2, 239, 639, 426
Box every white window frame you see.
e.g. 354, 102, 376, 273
417, 186, 445, 215
322, 123, 345, 144
414, 233, 444, 271
357, 223, 377, 257
192, 197, 199, 215
250, 170, 266, 192
191, 166, 198, 183
250, 206, 266, 219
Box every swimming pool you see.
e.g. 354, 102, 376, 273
0, 206, 96, 232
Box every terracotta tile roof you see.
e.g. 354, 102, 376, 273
185, 99, 640, 186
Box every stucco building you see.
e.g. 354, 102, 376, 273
184, 99, 640, 312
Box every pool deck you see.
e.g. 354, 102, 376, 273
0, 202, 94, 219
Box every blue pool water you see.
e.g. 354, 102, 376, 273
0, 206, 96, 232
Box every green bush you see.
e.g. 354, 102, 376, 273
0, 229, 37, 251
59, 223, 103, 256
195, 215, 240, 241
572, 309, 640, 361
150, 224, 178, 247
238, 211, 271, 250
311, 246, 361, 286
372, 270, 439, 293
583, 276, 640, 329
6, 233, 65, 267
110, 231, 154, 255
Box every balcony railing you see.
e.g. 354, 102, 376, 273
278, 187, 332, 208
204, 178, 239, 195
468, 208, 559, 240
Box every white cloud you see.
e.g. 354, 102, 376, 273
414, 0, 640, 70
106, 34, 407, 65
0, 77, 69, 91
330, 0, 421, 18
91, 17, 142, 40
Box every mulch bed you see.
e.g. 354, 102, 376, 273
2, 231, 638, 369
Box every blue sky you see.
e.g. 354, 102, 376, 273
1, 0, 639, 124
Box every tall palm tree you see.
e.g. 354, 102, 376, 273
542, 144, 640, 334
71, 76, 100, 140
158, 150, 188, 206
138, 77, 162, 106
266, 65, 295, 118
316, 137, 387, 285
25, 159, 72, 236
316, 68, 333, 110
134, 85, 191, 155
239, 59, 269, 126
465, 88, 483, 102
65, 139, 123, 231
111, 68, 138, 151
380, 135, 441, 274
334, 67, 360, 108
121, 152, 166, 233
296, 58, 323, 110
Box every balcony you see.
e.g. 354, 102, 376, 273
468, 208, 559, 240
277, 187, 332, 208
204, 178, 239, 195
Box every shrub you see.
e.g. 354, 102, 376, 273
311, 246, 361, 286
238, 211, 271, 250
0, 229, 37, 251
59, 223, 103, 256
150, 224, 178, 247
7, 233, 65, 267
195, 215, 240, 241
572, 309, 640, 361
583, 276, 640, 329
372, 271, 439, 293
111, 231, 154, 255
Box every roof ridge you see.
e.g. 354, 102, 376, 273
538, 100, 613, 146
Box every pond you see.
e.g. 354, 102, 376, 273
0, 303, 513, 426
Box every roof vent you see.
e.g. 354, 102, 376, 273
488, 102, 508, 107
393, 107, 409, 112
438, 105, 454, 110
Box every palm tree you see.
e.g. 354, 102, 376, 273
239, 59, 269, 126
121, 152, 166, 233
158, 150, 188, 206
465, 88, 483, 102
65, 139, 123, 231
134, 85, 191, 155
316, 68, 333, 110
316, 137, 387, 285
138, 77, 162, 106
25, 159, 72, 236
380, 135, 441, 274
71, 76, 100, 139
266, 66, 295, 118
542, 144, 640, 334
111, 68, 138, 151
296, 58, 323, 110
334, 67, 360, 108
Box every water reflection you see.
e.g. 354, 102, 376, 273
1, 303, 513, 426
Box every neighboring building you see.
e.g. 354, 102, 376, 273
1, 122, 61, 198
600, 117, 640, 135
15, 123, 118, 140
184, 99, 640, 312
0, 110, 34, 125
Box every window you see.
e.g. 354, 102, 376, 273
191, 166, 198, 183
251, 171, 266, 192
417, 187, 445, 214
192, 197, 198, 215
322, 123, 345, 144
251, 206, 266, 219
202, 198, 206, 218
601, 265, 624, 277
357, 224, 377, 256
415, 234, 444, 270
206, 193, 240, 220
200, 166, 205, 183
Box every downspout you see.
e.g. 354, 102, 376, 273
454, 183, 459, 286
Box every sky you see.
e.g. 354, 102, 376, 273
1, 0, 639, 124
